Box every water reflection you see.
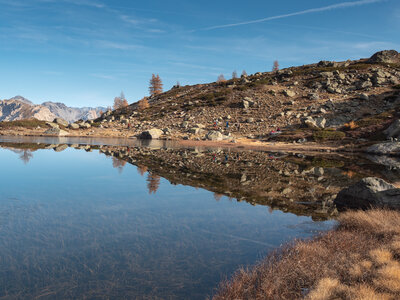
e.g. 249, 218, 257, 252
1, 141, 400, 219
0, 141, 336, 299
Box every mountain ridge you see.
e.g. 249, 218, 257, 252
0, 96, 106, 123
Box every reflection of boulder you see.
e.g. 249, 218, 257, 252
54, 144, 68, 152
335, 177, 400, 210
366, 142, 400, 156
365, 155, 400, 169
384, 119, 400, 139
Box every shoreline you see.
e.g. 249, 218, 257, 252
0, 130, 362, 154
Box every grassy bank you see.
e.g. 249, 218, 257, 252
213, 210, 400, 299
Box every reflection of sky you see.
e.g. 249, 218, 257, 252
0, 147, 332, 299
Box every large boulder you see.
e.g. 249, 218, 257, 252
384, 119, 400, 139
46, 122, 59, 129
303, 117, 326, 129
282, 90, 296, 97
368, 50, 400, 64
139, 128, 163, 139
53, 118, 69, 127
44, 128, 69, 136
366, 142, 400, 156
334, 177, 400, 210
205, 130, 224, 141
68, 123, 79, 130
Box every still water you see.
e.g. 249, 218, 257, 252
0, 139, 335, 299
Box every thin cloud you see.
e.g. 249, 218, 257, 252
90, 73, 115, 80
96, 40, 143, 50
201, 0, 386, 30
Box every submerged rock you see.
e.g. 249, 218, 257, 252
334, 177, 400, 209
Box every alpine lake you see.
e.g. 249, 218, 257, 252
0, 136, 399, 299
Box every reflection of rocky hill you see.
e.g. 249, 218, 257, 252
95, 146, 399, 220
2, 141, 399, 220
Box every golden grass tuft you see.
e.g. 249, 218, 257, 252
213, 209, 400, 300
350, 284, 391, 300
369, 248, 393, 265
305, 277, 341, 300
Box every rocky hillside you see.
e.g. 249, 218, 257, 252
97, 50, 400, 144
0, 96, 105, 123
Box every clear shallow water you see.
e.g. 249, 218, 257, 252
0, 143, 333, 299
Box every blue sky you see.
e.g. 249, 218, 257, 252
0, 0, 399, 107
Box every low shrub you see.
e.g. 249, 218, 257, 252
343, 121, 358, 130
312, 129, 346, 141
0, 119, 48, 129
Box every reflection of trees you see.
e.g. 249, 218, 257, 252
213, 193, 223, 201
19, 150, 33, 165
137, 165, 148, 176
147, 173, 160, 194
112, 157, 127, 174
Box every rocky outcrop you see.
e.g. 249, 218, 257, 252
366, 142, 400, 156
334, 177, 400, 209
368, 50, 400, 64
139, 128, 163, 139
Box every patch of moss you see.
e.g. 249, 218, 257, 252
0, 119, 48, 129
311, 157, 345, 168
312, 129, 346, 141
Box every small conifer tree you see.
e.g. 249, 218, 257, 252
149, 74, 163, 96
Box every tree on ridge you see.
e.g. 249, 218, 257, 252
149, 74, 163, 96
272, 60, 279, 72
217, 74, 226, 82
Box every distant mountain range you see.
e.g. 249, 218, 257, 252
0, 96, 106, 123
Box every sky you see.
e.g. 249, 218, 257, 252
0, 0, 399, 107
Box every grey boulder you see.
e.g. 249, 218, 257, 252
44, 128, 69, 136
139, 128, 163, 139
53, 118, 69, 127
334, 177, 400, 209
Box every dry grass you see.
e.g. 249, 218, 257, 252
213, 209, 400, 300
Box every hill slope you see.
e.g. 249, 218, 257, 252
97, 50, 400, 143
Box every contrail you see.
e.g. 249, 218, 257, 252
201, 0, 385, 30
